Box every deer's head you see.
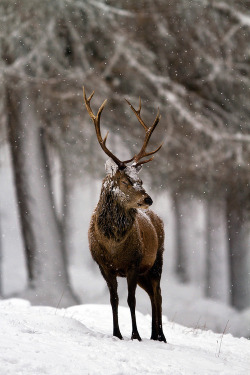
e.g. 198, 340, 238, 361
83, 87, 162, 210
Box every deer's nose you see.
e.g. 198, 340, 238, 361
144, 196, 153, 206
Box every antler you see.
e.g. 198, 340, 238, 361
83, 87, 162, 169
83, 86, 134, 169
125, 98, 163, 167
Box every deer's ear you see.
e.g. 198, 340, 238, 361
105, 158, 118, 176
135, 165, 142, 173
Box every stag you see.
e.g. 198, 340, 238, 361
83, 87, 166, 342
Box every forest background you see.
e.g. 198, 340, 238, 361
0, 0, 249, 338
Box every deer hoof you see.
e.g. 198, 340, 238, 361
151, 333, 167, 343
113, 331, 123, 340
131, 332, 142, 341
158, 334, 167, 343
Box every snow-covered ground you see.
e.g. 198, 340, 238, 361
0, 298, 249, 375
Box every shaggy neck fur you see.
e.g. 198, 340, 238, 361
96, 184, 136, 242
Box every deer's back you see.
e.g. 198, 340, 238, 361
89, 209, 164, 276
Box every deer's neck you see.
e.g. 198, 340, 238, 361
96, 189, 136, 242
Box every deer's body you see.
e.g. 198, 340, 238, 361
89, 178, 164, 277
83, 87, 166, 342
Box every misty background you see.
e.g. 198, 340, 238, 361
0, 0, 249, 338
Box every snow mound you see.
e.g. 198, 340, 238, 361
0, 299, 249, 375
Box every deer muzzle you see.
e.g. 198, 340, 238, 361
144, 196, 153, 206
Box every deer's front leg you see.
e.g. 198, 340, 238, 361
127, 266, 141, 341
99, 266, 123, 340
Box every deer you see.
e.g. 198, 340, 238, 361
83, 87, 166, 343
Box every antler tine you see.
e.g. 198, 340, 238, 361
83, 86, 126, 168
134, 142, 163, 167
134, 137, 163, 167
125, 98, 148, 130
126, 97, 163, 167
88, 91, 95, 102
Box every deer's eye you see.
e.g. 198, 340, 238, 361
121, 181, 129, 187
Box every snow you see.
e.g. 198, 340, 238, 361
103, 159, 143, 196
105, 158, 118, 176
124, 165, 141, 182
112, 186, 126, 199
0, 298, 249, 375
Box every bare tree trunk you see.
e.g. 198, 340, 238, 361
154, 190, 176, 275
227, 193, 250, 310
173, 193, 206, 285
60, 153, 101, 301
206, 197, 230, 304
61, 154, 73, 265
6, 87, 78, 307
173, 194, 189, 282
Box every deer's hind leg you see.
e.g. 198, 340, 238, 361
138, 251, 166, 342
99, 265, 123, 340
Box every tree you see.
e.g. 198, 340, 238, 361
226, 181, 250, 309
0, 0, 86, 305
0, 0, 249, 309
6, 86, 78, 306
206, 196, 230, 304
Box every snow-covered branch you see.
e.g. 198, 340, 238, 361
84, 0, 135, 18
213, 2, 250, 27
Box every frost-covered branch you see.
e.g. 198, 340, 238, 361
84, 0, 135, 18
213, 2, 250, 27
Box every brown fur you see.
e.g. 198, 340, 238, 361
88, 168, 166, 342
